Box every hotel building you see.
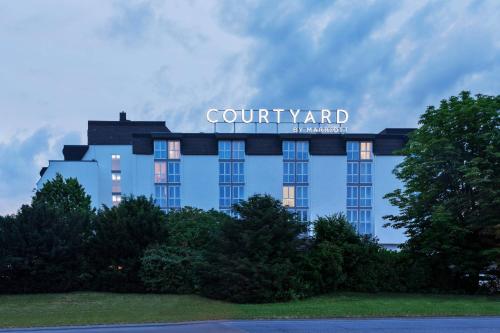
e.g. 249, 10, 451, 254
37, 112, 413, 249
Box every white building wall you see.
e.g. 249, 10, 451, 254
373, 155, 407, 247
36, 161, 99, 208
37, 143, 407, 247
83, 145, 134, 208
133, 154, 154, 198
309, 155, 346, 220
182, 155, 219, 210
245, 155, 282, 200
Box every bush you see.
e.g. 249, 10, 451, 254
199, 195, 308, 303
306, 213, 411, 293
140, 245, 203, 293
0, 174, 93, 293
165, 207, 230, 250
88, 196, 167, 292
139, 207, 229, 293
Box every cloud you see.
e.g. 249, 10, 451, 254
216, 0, 500, 131
0, 0, 499, 213
104, 1, 155, 45
0, 129, 80, 215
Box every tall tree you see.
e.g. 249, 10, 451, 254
88, 196, 168, 291
0, 174, 93, 292
199, 195, 307, 303
384, 92, 500, 291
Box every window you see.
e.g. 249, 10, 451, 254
360, 141, 372, 160
219, 141, 245, 211
295, 209, 308, 222
359, 209, 372, 235
154, 140, 181, 209
232, 141, 245, 160
347, 162, 359, 183
296, 186, 308, 207
283, 141, 309, 216
283, 162, 295, 183
347, 186, 358, 207
283, 186, 295, 207
219, 185, 231, 208
296, 141, 309, 160
347, 209, 358, 228
218, 141, 231, 159
232, 185, 244, 204
167, 161, 180, 183
232, 162, 244, 183
155, 184, 167, 208
168, 141, 181, 159
347, 142, 359, 161
283, 141, 296, 160
360, 162, 372, 183
154, 141, 167, 159
296, 162, 308, 183
359, 186, 372, 207
219, 162, 231, 183
112, 172, 121, 193
111, 154, 121, 171
346, 142, 374, 237
168, 185, 180, 208
154, 161, 166, 183
112, 194, 121, 206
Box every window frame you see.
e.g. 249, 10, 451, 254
168, 141, 181, 160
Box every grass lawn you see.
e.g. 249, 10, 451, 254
0, 292, 498, 328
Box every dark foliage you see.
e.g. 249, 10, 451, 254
384, 92, 500, 292
199, 195, 308, 303
0, 174, 93, 293
139, 207, 229, 293
87, 196, 168, 292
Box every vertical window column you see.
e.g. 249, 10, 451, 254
346, 141, 373, 235
154, 140, 181, 210
282, 141, 309, 222
218, 140, 245, 214
111, 154, 121, 206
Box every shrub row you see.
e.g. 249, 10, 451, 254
0, 175, 491, 301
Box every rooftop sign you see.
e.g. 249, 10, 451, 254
206, 109, 349, 133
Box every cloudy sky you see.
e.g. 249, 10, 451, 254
1, 0, 499, 214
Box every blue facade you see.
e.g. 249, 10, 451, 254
37, 113, 413, 247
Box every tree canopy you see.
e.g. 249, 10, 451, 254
384, 91, 500, 291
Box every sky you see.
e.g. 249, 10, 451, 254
0, 0, 499, 214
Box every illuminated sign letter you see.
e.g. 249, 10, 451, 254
304, 110, 316, 124
289, 109, 301, 123
258, 108, 269, 123
321, 109, 332, 124
207, 109, 218, 123
241, 109, 254, 123
272, 109, 284, 123
223, 109, 237, 123
336, 109, 349, 124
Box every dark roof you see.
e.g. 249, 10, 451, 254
39, 166, 48, 177
378, 128, 415, 135
60, 111, 415, 160
63, 145, 89, 161
87, 114, 170, 145
139, 129, 414, 156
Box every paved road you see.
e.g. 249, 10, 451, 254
1, 317, 499, 333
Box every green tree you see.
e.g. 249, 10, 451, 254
88, 196, 168, 292
307, 214, 407, 293
199, 195, 308, 303
0, 174, 93, 293
384, 91, 500, 292
165, 207, 230, 250
140, 245, 204, 293
139, 207, 230, 293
